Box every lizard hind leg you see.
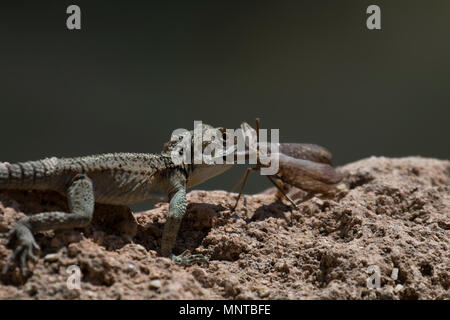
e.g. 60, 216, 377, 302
1, 174, 95, 276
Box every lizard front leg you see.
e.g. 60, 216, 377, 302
1, 174, 94, 276
160, 181, 208, 266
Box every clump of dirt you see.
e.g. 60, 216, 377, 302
0, 156, 448, 299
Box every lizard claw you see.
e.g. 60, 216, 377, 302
1, 224, 40, 276
170, 249, 209, 266
0, 229, 13, 239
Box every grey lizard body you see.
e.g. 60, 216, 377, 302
0, 125, 233, 275
1, 154, 183, 205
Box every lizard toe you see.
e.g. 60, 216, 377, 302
2, 257, 14, 275
1, 235, 40, 276
179, 249, 191, 257
19, 248, 29, 277
186, 254, 209, 265
170, 251, 209, 266
2, 244, 24, 275
27, 247, 38, 263
0, 229, 14, 239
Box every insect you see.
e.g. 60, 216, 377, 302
231, 119, 343, 210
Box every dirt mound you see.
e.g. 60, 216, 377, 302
0, 156, 448, 299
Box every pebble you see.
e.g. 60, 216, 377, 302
274, 261, 290, 273
149, 280, 162, 290
255, 286, 270, 298
394, 284, 404, 292
312, 197, 324, 206
44, 253, 59, 262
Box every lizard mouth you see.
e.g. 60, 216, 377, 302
187, 161, 234, 188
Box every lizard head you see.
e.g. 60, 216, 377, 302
162, 123, 237, 188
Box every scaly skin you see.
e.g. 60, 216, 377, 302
0, 124, 232, 276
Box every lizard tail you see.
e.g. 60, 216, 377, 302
0, 157, 63, 191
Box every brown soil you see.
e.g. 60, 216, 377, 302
0, 156, 449, 300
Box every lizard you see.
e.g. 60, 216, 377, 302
0, 120, 342, 276
0, 123, 234, 276
231, 119, 343, 210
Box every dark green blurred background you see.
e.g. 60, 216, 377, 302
1, 1, 449, 209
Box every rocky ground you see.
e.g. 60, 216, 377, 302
0, 156, 448, 299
